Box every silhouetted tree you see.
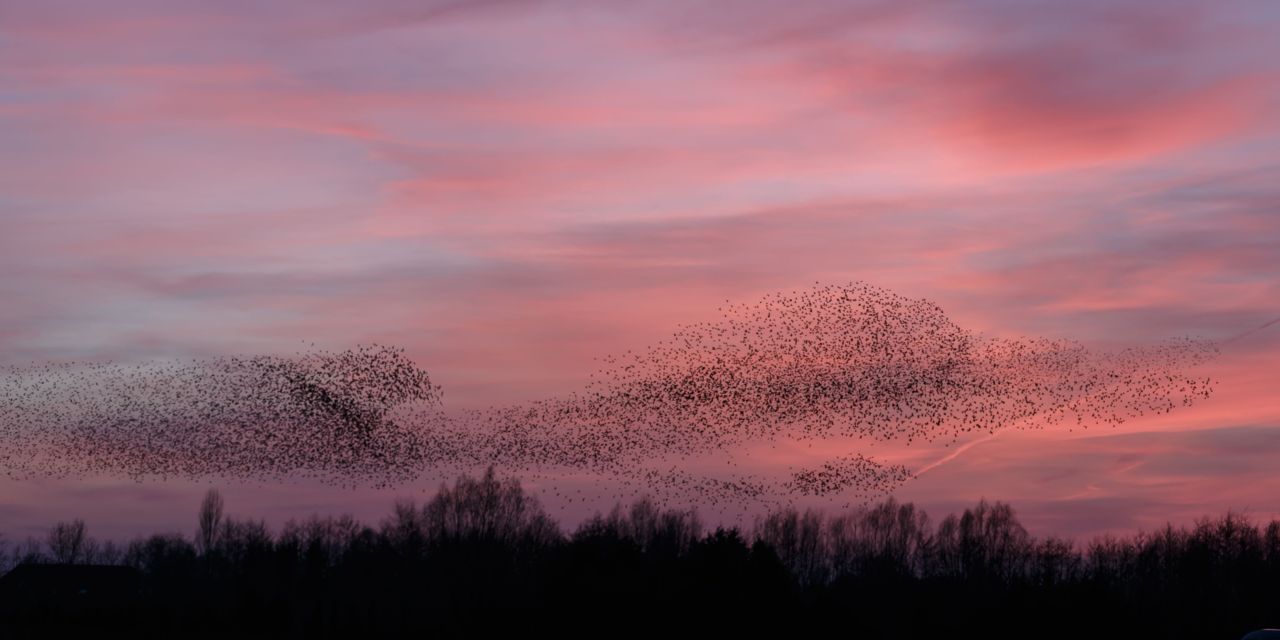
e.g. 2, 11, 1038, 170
932, 499, 1030, 581
380, 497, 427, 557
196, 489, 224, 556
421, 465, 560, 547
8, 477, 1280, 639
46, 519, 89, 564
215, 517, 271, 563
755, 507, 826, 587
124, 533, 197, 574
279, 514, 364, 570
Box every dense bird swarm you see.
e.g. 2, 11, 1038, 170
0, 283, 1219, 506
0, 346, 442, 486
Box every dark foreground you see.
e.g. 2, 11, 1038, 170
2, 469, 1278, 638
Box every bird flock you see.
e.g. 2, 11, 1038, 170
0, 283, 1221, 508
0, 345, 442, 486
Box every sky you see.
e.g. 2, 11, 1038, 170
1, 0, 1279, 543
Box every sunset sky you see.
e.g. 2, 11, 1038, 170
2, 0, 1279, 543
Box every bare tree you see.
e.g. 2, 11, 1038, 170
197, 489, 224, 555
280, 514, 363, 567
95, 540, 124, 565
47, 519, 88, 564
755, 507, 827, 586
421, 466, 560, 547
216, 517, 272, 564
15, 536, 45, 566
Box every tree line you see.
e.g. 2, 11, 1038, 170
2, 467, 1278, 638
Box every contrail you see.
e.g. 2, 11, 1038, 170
914, 430, 1005, 477
1221, 315, 1280, 345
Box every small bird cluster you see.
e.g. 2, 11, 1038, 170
786, 454, 914, 498
0, 283, 1221, 508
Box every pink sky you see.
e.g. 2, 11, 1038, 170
2, 0, 1279, 543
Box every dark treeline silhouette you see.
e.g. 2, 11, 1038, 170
2, 468, 1278, 638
